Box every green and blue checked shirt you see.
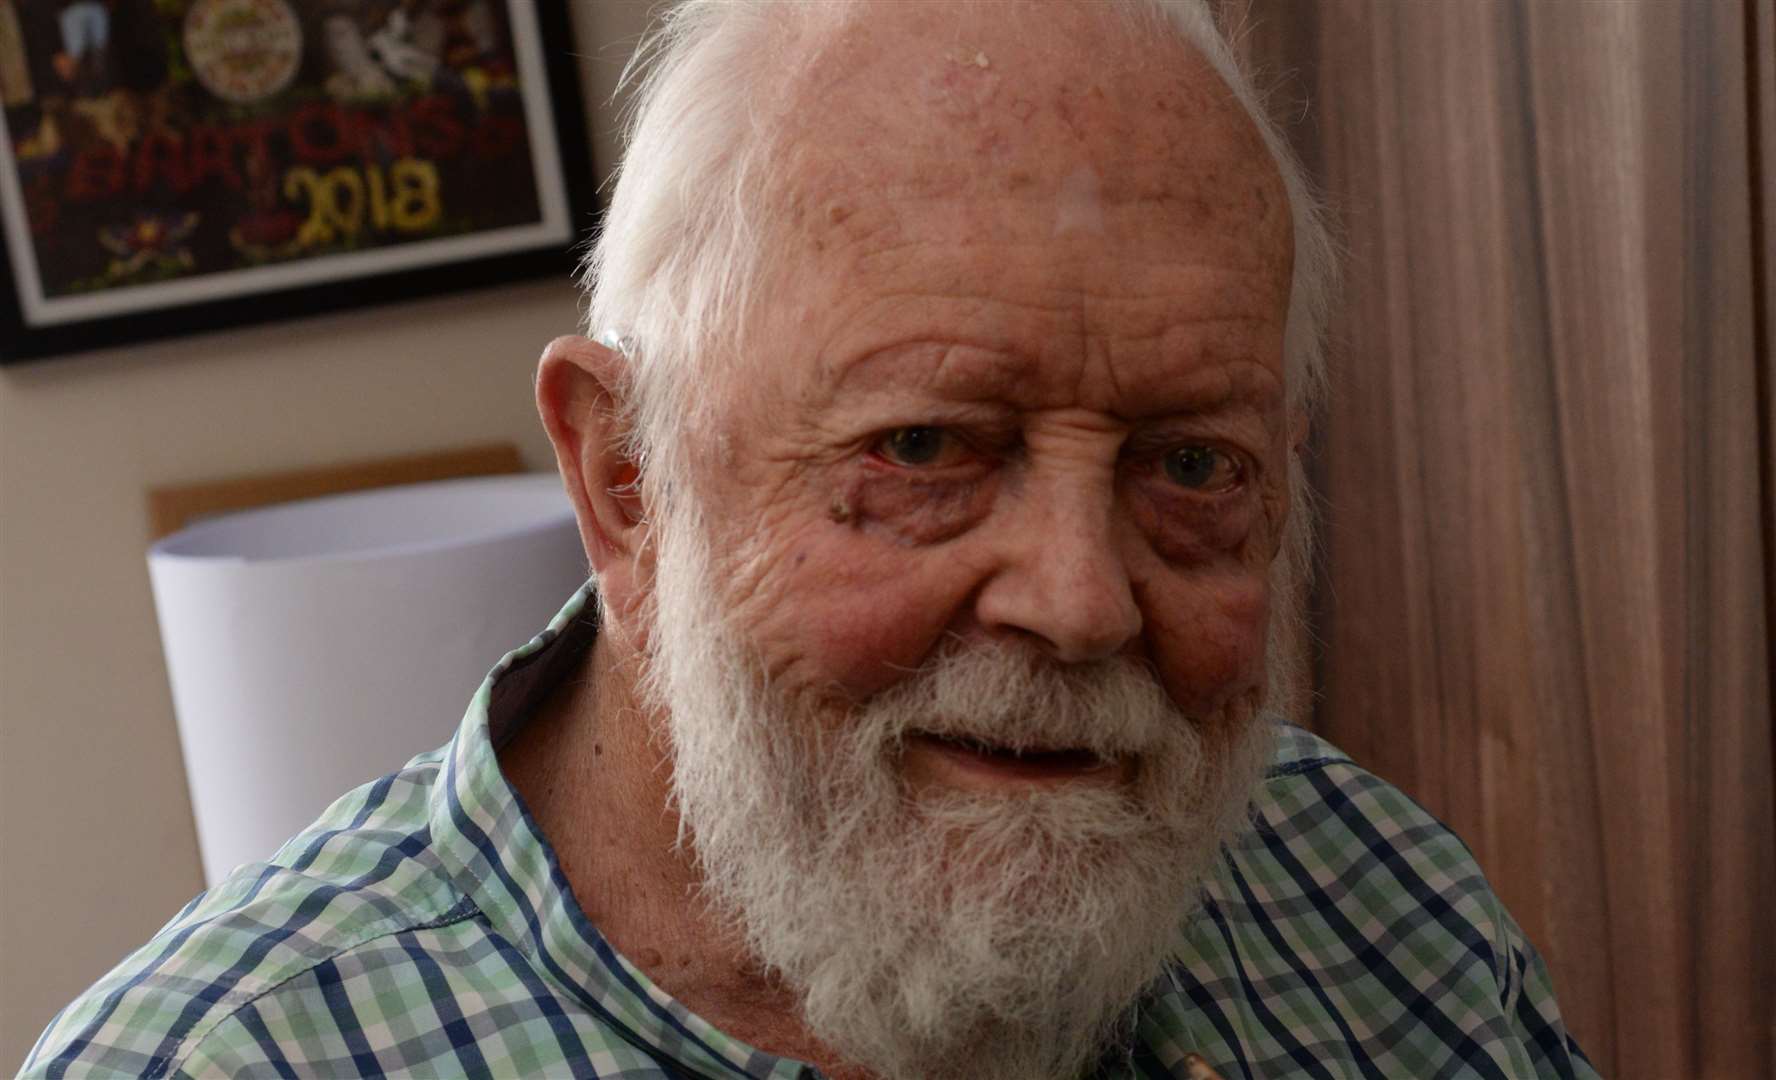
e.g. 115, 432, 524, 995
25, 585, 1598, 1078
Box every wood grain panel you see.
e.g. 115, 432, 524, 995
1229, 2, 1776, 1075
1744, 5, 1776, 1079
146, 442, 525, 540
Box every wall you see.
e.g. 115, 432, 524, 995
0, 2, 658, 1065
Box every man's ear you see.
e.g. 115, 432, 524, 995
1288, 408, 1311, 454
536, 335, 648, 617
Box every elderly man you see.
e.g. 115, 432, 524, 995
26, 2, 1597, 1078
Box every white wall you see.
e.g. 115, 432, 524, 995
0, 2, 658, 1065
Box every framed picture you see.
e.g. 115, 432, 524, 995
0, 0, 595, 364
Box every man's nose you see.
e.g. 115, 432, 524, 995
971, 482, 1143, 664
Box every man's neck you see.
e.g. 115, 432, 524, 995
497, 629, 872, 1078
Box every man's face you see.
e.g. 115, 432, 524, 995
695, 7, 1294, 783
637, 8, 1295, 1079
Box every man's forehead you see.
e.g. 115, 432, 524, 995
746, 1, 1291, 290
714, 0, 1295, 414
763, 2, 1280, 197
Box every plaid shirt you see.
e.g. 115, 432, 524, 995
25, 585, 1597, 1079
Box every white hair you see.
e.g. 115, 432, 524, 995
582, 0, 1336, 719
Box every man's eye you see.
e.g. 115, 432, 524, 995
1162, 446, 1241, 491
876, 426, 955, 467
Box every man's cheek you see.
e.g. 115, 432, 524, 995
718, 499, 845, 611
1143, 576, 1271, 718
749, 559, 973, 703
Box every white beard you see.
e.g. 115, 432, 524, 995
638, 492, 1276, 1080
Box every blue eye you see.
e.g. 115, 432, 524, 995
878, 426, 950, 466
1163, 446, 1238, 490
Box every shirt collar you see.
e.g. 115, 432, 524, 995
425, 582, 810, 1080
423, 582, 1299, 1079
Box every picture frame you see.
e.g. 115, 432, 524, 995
0, 0, 595, 364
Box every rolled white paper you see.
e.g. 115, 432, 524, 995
148, 473, 589, 886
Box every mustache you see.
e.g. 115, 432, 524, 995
851, 639, 1186, 760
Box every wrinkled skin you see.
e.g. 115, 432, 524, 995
694, 6, 1295, 792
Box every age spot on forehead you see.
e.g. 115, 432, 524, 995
917, 46, 1003, 121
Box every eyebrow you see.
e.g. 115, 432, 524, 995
1140, 360, 1285, 414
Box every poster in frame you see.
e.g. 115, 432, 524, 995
0, 0, 595, 364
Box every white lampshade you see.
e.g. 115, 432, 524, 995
147, 473, 589, 885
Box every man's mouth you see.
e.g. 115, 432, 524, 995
901, 731, 1127, 791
